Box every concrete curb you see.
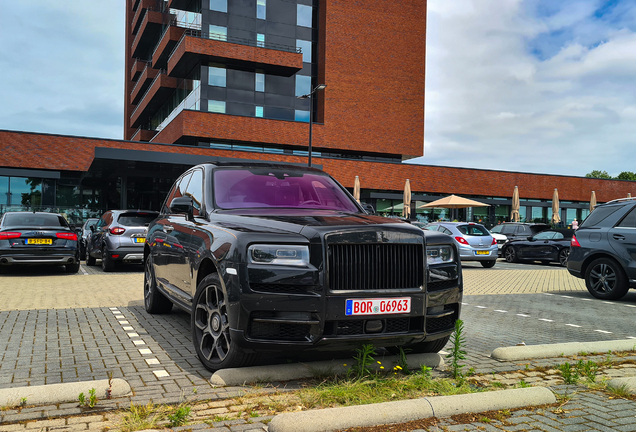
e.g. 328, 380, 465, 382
267, 387, 556, 432
608, 377, 636, 394
210, 353, 444, 386
491, 339, 636, 361
0, 379, 131, 408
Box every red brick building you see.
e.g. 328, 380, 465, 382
0, 1, 634, 226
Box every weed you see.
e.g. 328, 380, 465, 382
577, 360, 599, 383
479, 417, 491, 423
120, 402, 166, 432
446, 319, 466, 380
78, 392, 86, 406
558, 362, 579, 384
349, 344, 377, 380
420, 365, 432, 379
605, 382, 632, 399
396, 346, 411, 374
88, 388, 97, 408
19, 397, 27, 407
491, 382, 505, 389
213, 414, 233, 422
517, 380, 531, 388
249, 410, 260, 418
192, 387, 198, 394
167, 405, 191, 427
467, 367, 476, 376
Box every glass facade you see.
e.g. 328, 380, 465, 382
150, 68, 201, 132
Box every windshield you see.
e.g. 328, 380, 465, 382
213, 168, 360, 212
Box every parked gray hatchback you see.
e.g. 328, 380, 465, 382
425, 222, 498, 268
86, 210, 159, 272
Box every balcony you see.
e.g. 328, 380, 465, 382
131, 0, 160, 35
130, 66, 160, 105
131, 10, 167, 58
130, 58, 151, 82
151, 24, 186, 69
165, 0, 195, 10
167, 30, 303, 78
129, 71, 179, 128
131, 126, 157, 142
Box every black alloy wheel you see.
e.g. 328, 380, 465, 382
584, 257, 629, 300
144, 255, 172, 314
504, 246, 518, 263
192, 274, 256, 371
558, 248, 570, 267
101, 246, 115, 272
480, 260, 496, 268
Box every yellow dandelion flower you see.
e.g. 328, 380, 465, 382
380, 366, 384, 369
377, 361, 382, 364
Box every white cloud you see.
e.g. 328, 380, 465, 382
412, 0, 636, 177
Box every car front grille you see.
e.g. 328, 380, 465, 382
248, 322, 311, 341
328, 317, 415, 336
328, 243, 424, 291
250, 283, 320, 295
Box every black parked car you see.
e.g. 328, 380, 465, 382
568, 198, 636, 300
86, 210, 159, 271
0, 211, 80, 274
144, 162, 463, 371
490, 222, 551, 241
78, 218, 99, 260
502, 229, 573, 266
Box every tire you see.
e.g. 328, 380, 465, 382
585, 257, 629, 300
144, 255, 172, 314
389, 335, 451, 355
480, 260, 496, 268
504, 246, 518, 263
192, 273, 257, 371
558, 248, 570, 267
66, 263, 80, 273
101, 246, 115, 272
86, 246, 96, 266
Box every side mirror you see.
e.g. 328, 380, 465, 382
527, 236, 534, 241
361, 203, 376, 215
170, 196, 194, 220
90, 225, 95, 232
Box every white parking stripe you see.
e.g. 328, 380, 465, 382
80, 265, 89, 275
494, 310, 507, 313
516, 314, 530, 317
475, 306, 487, 309
566, 324, 581, 328
539, 318, 554, 322
560, 295, 573, 299
594, 330, 612, 334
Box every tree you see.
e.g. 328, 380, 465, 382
585, 170, 612, 179
616, 171, 636, 181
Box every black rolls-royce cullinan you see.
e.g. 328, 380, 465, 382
143, 162, 463, 371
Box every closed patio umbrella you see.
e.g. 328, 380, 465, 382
418, 195, 489, 209
353, 176, 360, 203
511, 186, 520, 222
403, 179, 411, 219
629, 193, 632, 199
551, 188, 561, 225
590, 191, 596, 213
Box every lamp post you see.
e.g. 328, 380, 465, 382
297, 84, 326, 167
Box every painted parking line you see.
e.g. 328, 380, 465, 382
566, 324, 582, 328
516, 314, 530, 317
538, 318, 554, 322
595, 330, 612, 334
494, 310, 507, 313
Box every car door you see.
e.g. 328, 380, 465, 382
90, 212, 111, 258
609, 206, 636, 280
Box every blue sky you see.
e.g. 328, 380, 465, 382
0, 1, 635, 177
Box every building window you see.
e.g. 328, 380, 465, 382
257, 33, 265, 48
296, 39, 312, 63
295, 75, 311, 97
295, 110, 309, 122
210, 25, 227, 41
297, 4, 312, 27
255, 72, 265, 92
210, 0, 227, 13
208, 100, 226, 113
255, 106, 264, 117
257, 0, 266, 19
208, 65, 226, 87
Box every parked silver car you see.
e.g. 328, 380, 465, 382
424, 222, 498, 268
86, 210, 159, 272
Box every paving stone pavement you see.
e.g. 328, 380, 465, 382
1, 263, 635, 431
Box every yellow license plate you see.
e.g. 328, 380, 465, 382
27, 238, 52, 245
133, 238, 146, 243
475, 250, 489, 255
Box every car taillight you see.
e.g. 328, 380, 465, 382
110, 227, 126, 235
0, 232, 21, 240
491, 237, 497, 245
571, 235, 581, 247
455, 236, 469, 245
56, 232, 77, 241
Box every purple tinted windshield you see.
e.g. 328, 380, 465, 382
214, 168, 360, 212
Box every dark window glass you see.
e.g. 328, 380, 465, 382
490, 225, 503, 233
297, 4, 312, 27
213, 168, 359, 211
117, 213, 159, 226
501, 224, 516, 234
3, 213, 68, 228
581, 205, 623, 228
184, 169, 203, 216
210, 0, 227, 13
441, 227, 453, 235
457, 225, 489, 236
534, 231, 556, 240
618, 207, 636, 228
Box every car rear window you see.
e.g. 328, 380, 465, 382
117, 213, 158, 226
580, 205, 623, 228
3, 213, 69, 228
457, 224, 489, 236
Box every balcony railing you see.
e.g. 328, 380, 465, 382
130, 69, 167, 120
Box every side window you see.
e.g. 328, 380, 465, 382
162, 173, 192, 214
517, 225, 529, 235
184, 169, 203, 216
441, 227, 453, 235
501, 225, 515, 235
617, 207, 636, 228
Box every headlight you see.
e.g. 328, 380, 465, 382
248, 244, 310, 266
426, 246, 453, 264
